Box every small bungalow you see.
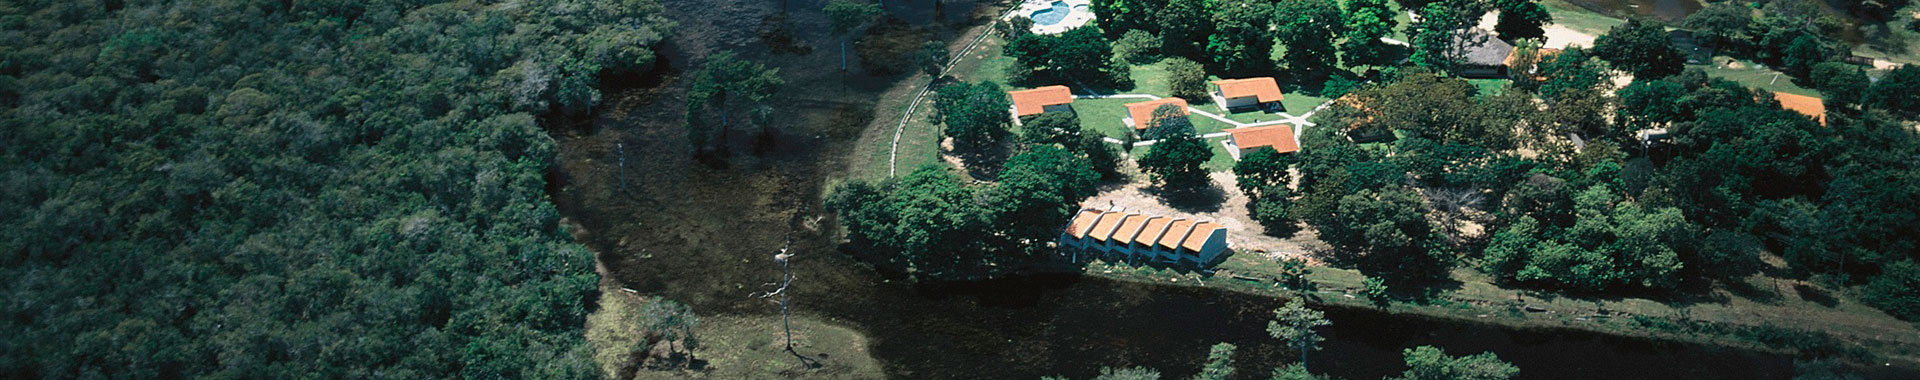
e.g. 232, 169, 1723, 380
1773, 91, 1827, 126
1008, 85, 1075, 126
1210, 77, 1283, 113
1123, 97, 1190, 132
1224, 125, 1299, 160
1453, 30, 1515, 78
1059, 208, 1231, 266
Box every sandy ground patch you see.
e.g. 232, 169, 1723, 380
1081, 171, 1323, 262
1543, 24, 1596, 49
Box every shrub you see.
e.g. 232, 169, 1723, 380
1114, 29, 1163, 64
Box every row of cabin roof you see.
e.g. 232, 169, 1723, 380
1007, 78, 1299, 158
1060, 208, 1230, 266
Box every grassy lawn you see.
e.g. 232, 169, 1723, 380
1849, 4, 1920, 65
1127, 59, 1176, 97
1467, 78, 1512, 96
1691, 58, 1823, 97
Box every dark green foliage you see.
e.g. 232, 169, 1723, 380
1194, 343, 1237, 380
1592, 19, 1685, 79
933, 81, 1013, 154
1095, 366, 1163, 380
1806, 62, 1867, 110
1866, 65, 1920, 114
1311, 187, 1451, 282
0, 1, 674, 378
1137, 130, 1214, 192
1166, 58, 1211, 101
1272, 0, 1347, 80
1408, 0, 1480, 71
1393, 346, 1519, 380
1091, 0, 1167, 36
1270, 363, 1337, 380
1342, 0, 1399, 68
1485, 185, 1693, 292
1158, 0, 1218, 58
1862, 260, 1920, 321
1492, 0, 1550, 40
1683, 4, 1752, 51
991, 146, 1102, 252
1615, 78, 1688, 130
687, 51, 785, 151
1114, 29, 1165, 64
1021, 112, 1123, 177
917, 40, 952, 78
1268, 298, 1330, 365
1007, 26, 1127, 84
1781, 34, 1836, 79
1206, 0, 1276, 74
827, 167, 993, 279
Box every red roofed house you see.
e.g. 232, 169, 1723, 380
1772, 91, 1827, 126
1225, 125, 1299, 160
1008, 85, 1075, 126
1060, 208, 1231, 266
1210, 77, 1283, 113
1123, 97, 1190, 132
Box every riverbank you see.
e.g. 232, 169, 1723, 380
1082, 256, 1920, 370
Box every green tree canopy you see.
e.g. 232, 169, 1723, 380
1342, 0, 1400, 68
1206, 0, 1277, 74
1137, 130, 1214, 192
1592, 18, 1686, 79
1393, 346, 1520, 380
933, 81, 1014, 154
1272, 0, 1347, 79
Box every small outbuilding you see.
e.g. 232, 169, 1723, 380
1008, 85, 1075, 125
1453, 30, 1515, 78
1225, 125, 1299, 160
1123, 97, 1190, 132
1210, 77, 1283, 113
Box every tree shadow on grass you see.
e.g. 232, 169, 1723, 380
1793, 283, 1840, 307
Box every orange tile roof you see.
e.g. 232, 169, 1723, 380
1089, 212, 1127, 242
1228, 125, 1299, 154
1134, 217, 1171, 246
1124, 98, 1189, 130
1212, 78, 1283, 103
1110, 214, 1151, 244
1065, 209, 1104, 238
1009, 85, 1074, 117
1772, 91, 1827, 126
1182, 223, 1224, 252
1157, 220, 1196, 250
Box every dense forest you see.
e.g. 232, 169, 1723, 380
1, 0, 670, 378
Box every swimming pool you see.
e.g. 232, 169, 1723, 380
1028, 1, 1087, 26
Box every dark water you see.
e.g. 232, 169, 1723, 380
811, 273, 1917, 380
1563, 0, 1703, 24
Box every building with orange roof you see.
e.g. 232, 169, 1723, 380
1772, 91, 1827, 126
1008, 85, 1075, 125
1210, 78, 1283, 113
1123, 98, 1190, 131
1059, 208, 1233, 266
1225, 125, 1299, 160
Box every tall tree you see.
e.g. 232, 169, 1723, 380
1166, 57, 1211, 101
1273, 0, 1347, 80
933, 81, 1013, 155
1268, 298, 1331, 366
825, 0, 883, 71
1683, 3, 1752, 52
991, 146, 1101, 252
1341, 0, 1400, 69
1144, 103, 1198, 140
1206, 0, 1277, 74
1492, 0, 1551, 40
687, 51, 786, 152
1193, 343, 1238, 380
1091, 0, 1166, 36
826, 166, 993, 279
1137, 130, 1214, 192
1409, 0, 1479, 71
1591, 18, 1686, 79
1158, 0, 1218, 57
